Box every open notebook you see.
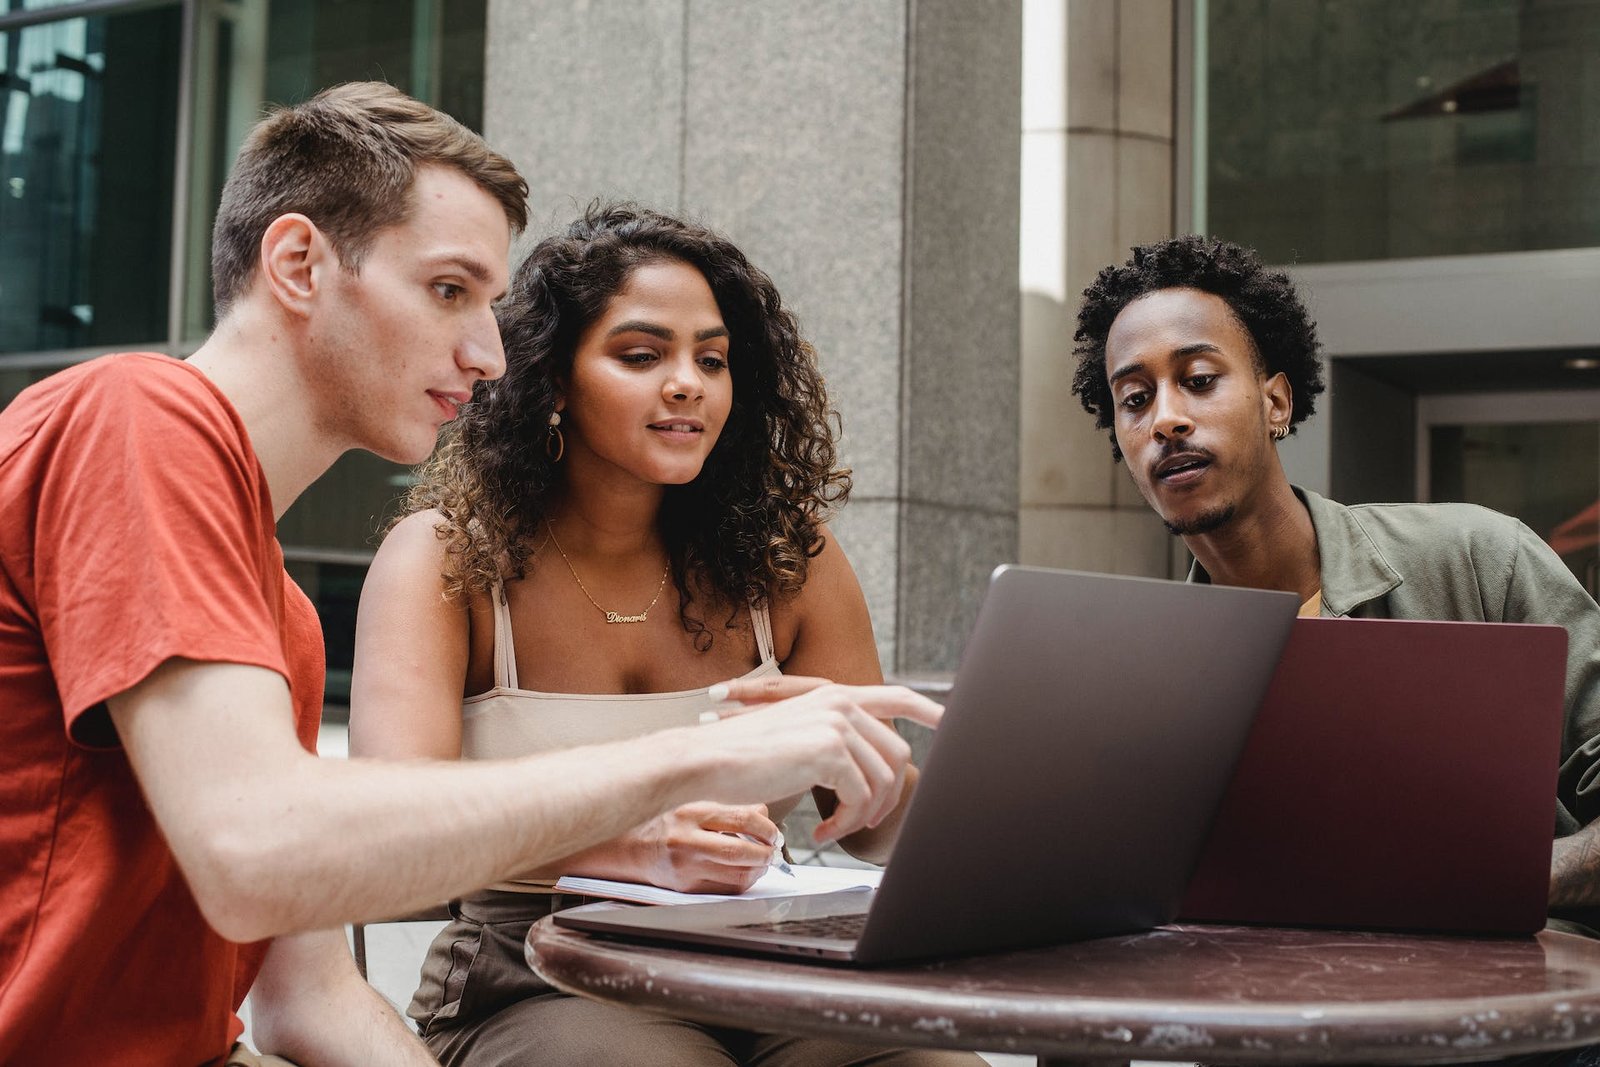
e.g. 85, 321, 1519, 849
554, 865, 882, 907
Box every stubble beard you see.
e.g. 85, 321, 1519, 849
1163, 502, 1237, 537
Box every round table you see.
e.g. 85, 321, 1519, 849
527, 919, 1600, 1066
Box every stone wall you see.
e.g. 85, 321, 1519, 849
485, 0, 1021, 671
1018, 0, 1180, 579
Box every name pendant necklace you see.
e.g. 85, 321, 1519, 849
544, 519, 670, 624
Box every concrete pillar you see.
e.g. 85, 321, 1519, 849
1018, 0, 1179, 578
485, 1, 1021, 671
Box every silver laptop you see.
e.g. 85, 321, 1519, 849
553, 565, 1298, 964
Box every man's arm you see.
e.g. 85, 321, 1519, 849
108, 658, 937, 943
246, 929, 434, 1066
1501, 522, 1600, 908
1551, 825, 1600, 910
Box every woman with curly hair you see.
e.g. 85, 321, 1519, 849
347, 204, 976, 1067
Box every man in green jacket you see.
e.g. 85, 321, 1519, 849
1069, 235, 1600, 921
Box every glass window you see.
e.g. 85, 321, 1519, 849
1430, 420, 1600, 596
1, 0, 488, 715
0, 358, 73, 407
1202, 0, 1600, 263
0, 3, 181, 354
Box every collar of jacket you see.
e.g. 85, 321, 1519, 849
1185, 485, 1401, 616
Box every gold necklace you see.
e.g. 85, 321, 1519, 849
544, 520, 670, 624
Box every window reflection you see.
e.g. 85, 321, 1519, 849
1431, 421, 1600, 598
1205, 0, 1600, 263
0, 5, 179, 354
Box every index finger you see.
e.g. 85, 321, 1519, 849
834, 686, 944, 729
705, 681, 944, 730
708, 675, 833, 708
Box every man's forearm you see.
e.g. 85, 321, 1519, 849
110, 658, 715, 942
1551, 822, 1600, 909
188, 729, 708, 941
114, 661, 937, 943
248, 930, 435, 1067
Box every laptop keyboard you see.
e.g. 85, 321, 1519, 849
731, 912, 867, 939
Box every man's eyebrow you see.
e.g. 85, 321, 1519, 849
434, 255, 494, 285
1108, 342, 1223, 385
1109, 361, 1146, 385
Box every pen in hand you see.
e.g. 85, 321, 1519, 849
736, 831, 795, 877
702, 688, 796, 877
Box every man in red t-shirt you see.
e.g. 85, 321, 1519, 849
0, 84, 941, 1065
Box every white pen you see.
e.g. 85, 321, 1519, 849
738, 831, 795, 877
702, 687, 794, 875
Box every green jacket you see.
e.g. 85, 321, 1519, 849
1192, 486, 1600, 837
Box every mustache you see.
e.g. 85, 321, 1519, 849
1152, 443, 1217, 471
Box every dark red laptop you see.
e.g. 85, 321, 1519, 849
1180, 616, 1567, 935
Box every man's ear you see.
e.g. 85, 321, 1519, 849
257, 214, 331, 317
1263, 370, 1293, 429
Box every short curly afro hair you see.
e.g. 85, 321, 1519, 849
1070, 235, 1324, 461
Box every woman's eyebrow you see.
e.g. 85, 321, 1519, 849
605, 321, 731, 342
607, 320, 672, 340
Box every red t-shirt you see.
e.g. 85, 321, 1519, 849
0, 354, 324, 1066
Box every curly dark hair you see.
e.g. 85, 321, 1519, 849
1070, 235, 1324, 461
405, 201, 851, 649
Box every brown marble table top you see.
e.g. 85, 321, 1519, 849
527, 918, 1600, 1065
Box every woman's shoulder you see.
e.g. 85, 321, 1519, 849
797, 524, 859, 593
377, 509, 455, 566
386, 507, 451, 543
369, 509, 481, 602
766, 521, 880, 677
769, 524, 866, 623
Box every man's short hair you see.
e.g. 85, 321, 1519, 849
210, 81, 528, 317
1070, 235, 1325, 461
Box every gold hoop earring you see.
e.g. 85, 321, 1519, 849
546, 411, 565, 462
1270, 424, 1289, 441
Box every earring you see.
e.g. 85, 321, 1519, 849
546, 411, 565, 462
1270, 424, 1289, 441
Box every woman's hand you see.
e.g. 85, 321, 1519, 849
636, 801, 779, 894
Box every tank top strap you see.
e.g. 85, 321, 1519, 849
749, 600, 777, 666
491, 577, 520, 690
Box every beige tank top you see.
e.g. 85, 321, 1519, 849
462, 580, 783, 892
